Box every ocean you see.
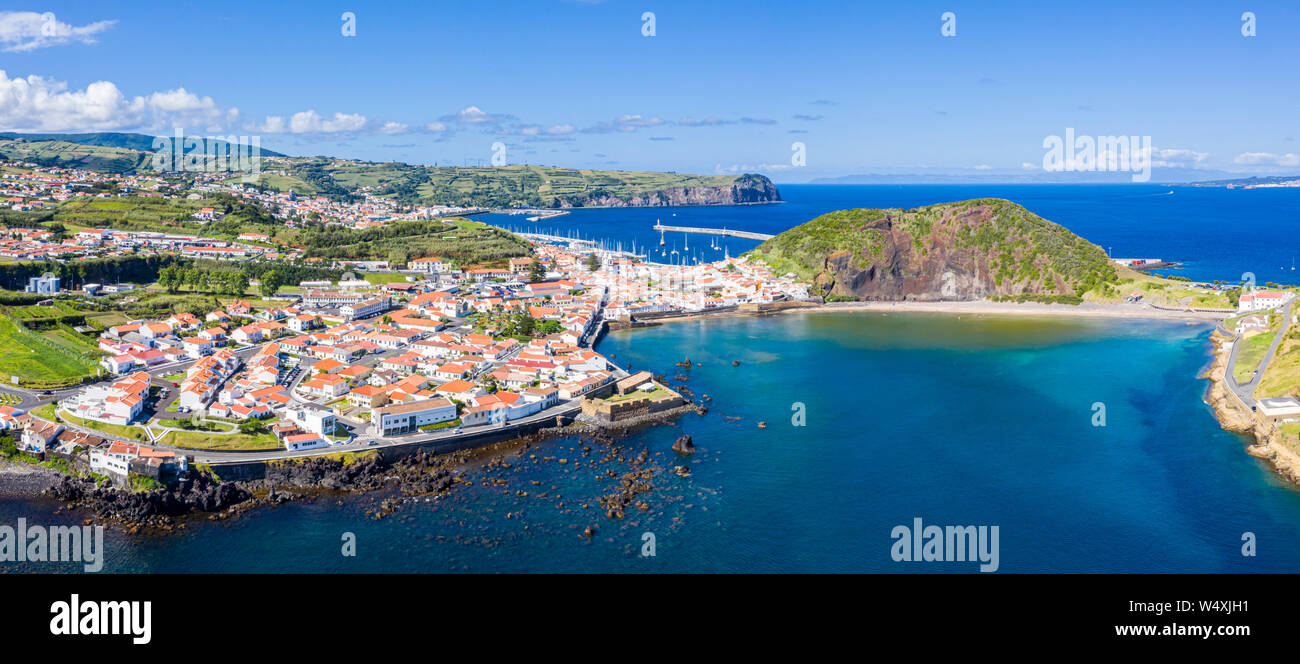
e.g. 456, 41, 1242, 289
4, 184, 1300, 573
483, 184, 1300, 285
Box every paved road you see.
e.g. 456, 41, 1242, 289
1226, 304, 1294, 407
186, 400, 581, 464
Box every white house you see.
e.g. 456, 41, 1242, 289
286, 402, 337, 434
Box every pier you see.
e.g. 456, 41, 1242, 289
511, 231, 598, 247
652, 223, 774, 241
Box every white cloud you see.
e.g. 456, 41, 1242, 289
714, 162, 792, 173
1020, 162, 1038, 170
1234, 152, 1300, 167
378, 121, 408, 135
1146, 147, 1209, 168
545, 124, 574, 135
250, 110, 367, 134
973, 164, 992, 170
425, 121, 447, 132
439, 105, 515, 127
0, 69, 234, 132
582, 114, 666, 133
0, 11, 116, 52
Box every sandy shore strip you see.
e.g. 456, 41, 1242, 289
636, 300, 1229, 325
799, 300, 1228, 321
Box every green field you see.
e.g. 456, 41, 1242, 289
1254, 302, 1300, 397
361, 272, 415, 285
56, 196, 225, 234
302, 218, 530, 266
0, 316, 102, 389
158, 428, 282, 451
0, 139, 150, 173
1234, 327, 1278, 384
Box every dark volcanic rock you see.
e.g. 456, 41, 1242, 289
672, 435, 695, 455
47, 471, 253, 524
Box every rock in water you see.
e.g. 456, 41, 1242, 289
672, 435, 695, 455
732, 360, 741, 367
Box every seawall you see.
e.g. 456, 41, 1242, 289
1203, 330, 1300, 486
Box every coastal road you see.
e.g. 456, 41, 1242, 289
1226, 304, 1294, 407
188, 400, 582, 464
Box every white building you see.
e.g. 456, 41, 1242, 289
372, 398, 457, 436
1238, 289, 1295, 313
25, 275, 60, 294
286, 402, 337, 434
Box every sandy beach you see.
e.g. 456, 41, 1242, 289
633, 299, 1230, 326
800, 300, 1229, 321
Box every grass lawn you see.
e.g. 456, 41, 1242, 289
0, 317, 101, 388
362, 272, 414, 285
158, 428, 281, 451
1257, 309, 1300, 397
1234, 331, 1277, 383
49, 405, 151, 442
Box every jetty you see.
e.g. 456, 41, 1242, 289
652, 223, 774, 241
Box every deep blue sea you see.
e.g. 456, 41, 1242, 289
4, 184, 1300, 573
484, 184, 1300, 285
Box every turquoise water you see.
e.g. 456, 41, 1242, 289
5, 312, 1299, 573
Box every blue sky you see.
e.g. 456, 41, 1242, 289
1, 0, 1298, 181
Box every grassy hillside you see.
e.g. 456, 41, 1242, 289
0, 306, 105, 389
261, 160, 776, 208
749, 198, 1118, 300
300, 218, 530, 267
0, 132, 287, 158
0, 139, 152, 174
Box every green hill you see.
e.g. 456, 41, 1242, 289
748, 198, 1117, 301
0, 132, 287, 157
251, 160, 779, 208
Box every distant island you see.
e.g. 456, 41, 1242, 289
0, 132, 780, 209
747, 198, 1117, 302
1177, 174, 1300, 188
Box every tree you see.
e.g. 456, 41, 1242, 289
586, 253, 600, 272
258, 269, 283, 298
226, 272, 249, 296
528, 259, 545, 283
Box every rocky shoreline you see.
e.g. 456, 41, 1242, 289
14, 398, 710, 533
0, 461, 63, 498
1202, 330, 1300, 486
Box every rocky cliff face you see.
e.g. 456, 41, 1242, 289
750, 199, 1116, 301
556, 173, 780, 208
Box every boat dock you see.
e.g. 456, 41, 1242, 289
652, 223, 774, 241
